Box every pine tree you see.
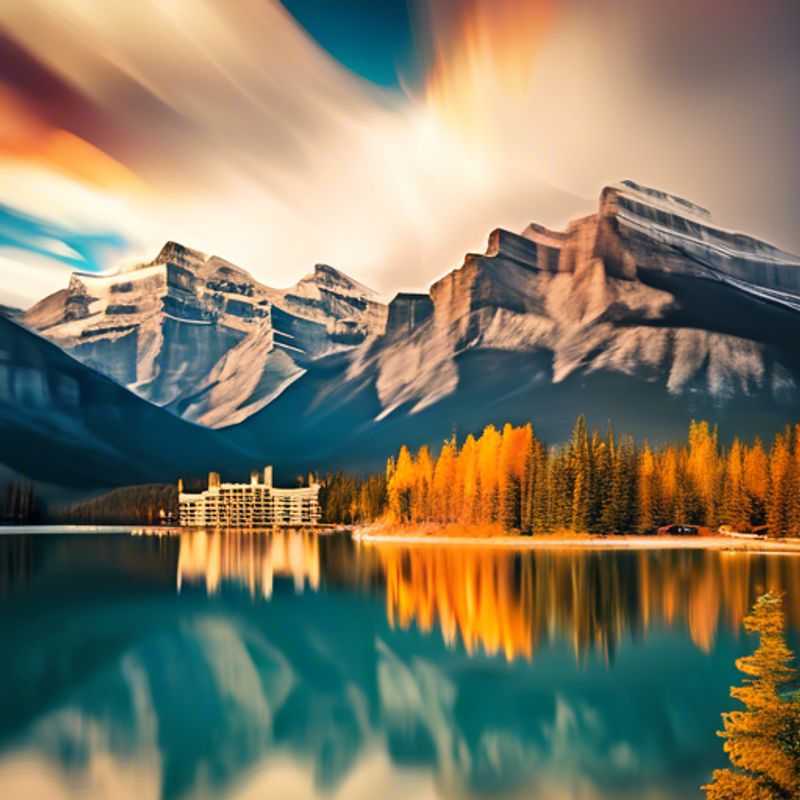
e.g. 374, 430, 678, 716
721, 439, 749, 531
521, 430, 536, 533
744, 438, 770, 527
768, 432, 792, 539
637, 442, 657, 533
588, 431, 607, 532
570, 415, 591, 533
530, 441, 549, 533
658, 446, 680, 525
688, 420, 720, 528
412, 445, 434, 524
787, 425, 800, 538
599, 424, 618, 532
703, 593, 800, 799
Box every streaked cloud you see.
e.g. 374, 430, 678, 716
0, 0, 797, 308
0, 203, 127, 273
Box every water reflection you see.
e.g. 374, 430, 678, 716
0, 531, 799, 800
376, 545, 800, 662
176, 529, 320, 598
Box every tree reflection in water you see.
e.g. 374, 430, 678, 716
375, 546, 800, 663
1, 533, 800, 799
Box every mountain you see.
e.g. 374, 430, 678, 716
11, 180, 800, 482
224, 181, 800, 472
354, 180, 800, 419
0, 314, 251, 488
25, 243, 387, 428
0, 304, 22, 321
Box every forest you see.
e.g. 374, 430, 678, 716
326, 417, 800, 537
58, 484, 178, 526
0, 481, 41, 524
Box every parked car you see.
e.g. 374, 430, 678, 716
657, 524, 699, 536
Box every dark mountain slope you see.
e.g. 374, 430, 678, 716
0, 316, 252, 488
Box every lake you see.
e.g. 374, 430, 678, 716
0, 528, 798, 799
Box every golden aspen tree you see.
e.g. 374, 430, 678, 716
476, 425, 502, 524
637, 442, 656, 533
387, 445, 414, 523
412, 445, 434, 524
432, 437, 457, 523
498, 423, 517, 529
515, 424, 535, 532
458, 434, 479, 524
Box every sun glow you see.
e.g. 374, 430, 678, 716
422, 0, 557, 139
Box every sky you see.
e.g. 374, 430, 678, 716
0, 0, 799, 308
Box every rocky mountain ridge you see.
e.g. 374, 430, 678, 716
344, 180, 799, 426
25, 243, 387, 427
12, 180, 800, 484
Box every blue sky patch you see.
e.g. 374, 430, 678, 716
0, 203, 127, 274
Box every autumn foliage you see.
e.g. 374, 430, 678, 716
379, 417, 800, 536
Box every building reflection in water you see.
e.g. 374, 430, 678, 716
176, 529, 320, 598
373, 545, 800, 663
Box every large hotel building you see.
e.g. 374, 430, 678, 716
178, 466, 321, 528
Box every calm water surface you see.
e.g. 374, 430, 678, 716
0, 528, 798, 799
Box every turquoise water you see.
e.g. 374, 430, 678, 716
0, 529, 797, 799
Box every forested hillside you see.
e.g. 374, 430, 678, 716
329, 417, 800, 537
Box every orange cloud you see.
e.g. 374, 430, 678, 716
423, 0, 557, 134
0, 86, 143, 193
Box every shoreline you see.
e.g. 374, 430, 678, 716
352, 530, 800, 553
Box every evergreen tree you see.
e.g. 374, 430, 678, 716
637, 442, 657, 533
743, 438, 770, 527
768, 432, 792, 539
703, 593, 800, 799
588, 431, 608, 532
721, 439, 749, 531
688, 420, 720, 528
569, 416, 591, 533
530, 440, 550, 533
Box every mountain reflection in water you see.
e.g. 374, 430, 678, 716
0, 530, 798, 800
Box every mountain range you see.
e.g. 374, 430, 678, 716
5, 180, 800, 488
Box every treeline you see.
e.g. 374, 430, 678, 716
381, 418, 800, 537
59, 484, 177, 525
0, 481, 42, 524
318, 472, 387, 525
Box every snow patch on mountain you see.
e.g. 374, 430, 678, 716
347, 181, 799, 422
25, 242, 387, 427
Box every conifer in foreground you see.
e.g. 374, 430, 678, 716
703, 593, 800, 800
